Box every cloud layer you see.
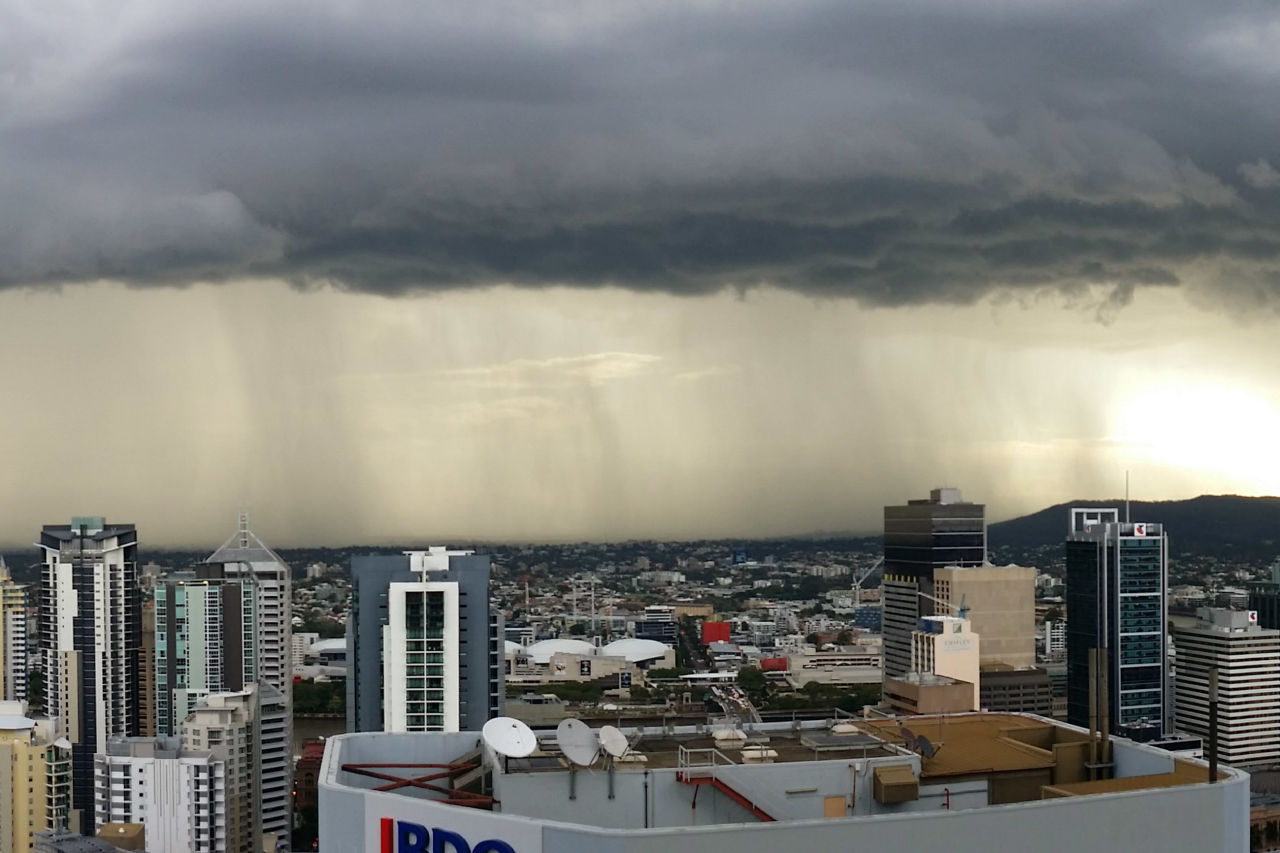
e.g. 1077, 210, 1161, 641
4, 1, 1280, 309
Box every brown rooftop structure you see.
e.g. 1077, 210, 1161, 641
857, 713, 1092, 803
858, 713, 1067, 776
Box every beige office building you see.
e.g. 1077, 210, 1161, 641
0, 705, 72, 853
933, 564, 1036, 668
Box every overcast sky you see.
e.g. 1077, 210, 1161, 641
3, 0, 1280, 546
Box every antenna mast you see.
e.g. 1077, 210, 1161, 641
1125, 471, 1130, 523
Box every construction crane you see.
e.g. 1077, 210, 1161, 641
917, 589, 970, 620
851, 557, 883, 606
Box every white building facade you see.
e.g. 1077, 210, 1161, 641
95, 682, 290, 853
911, 615, 980, 709
93, 739, 228, 853
1042, 620, 1067, 662
1174, 608, 1280, 767
384, 581, 460, 732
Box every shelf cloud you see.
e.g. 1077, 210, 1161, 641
3, 1, 1280, 312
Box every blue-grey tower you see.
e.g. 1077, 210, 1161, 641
347, 548, 502, 733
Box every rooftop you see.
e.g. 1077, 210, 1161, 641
508, 725, 901, 771
325, 712, 1235, 820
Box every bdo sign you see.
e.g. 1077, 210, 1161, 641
380, 818, 517, 853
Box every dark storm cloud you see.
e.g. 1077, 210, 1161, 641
4, 0, 1280, 308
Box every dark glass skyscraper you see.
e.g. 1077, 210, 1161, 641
881, 489, 986, 678
1065, 508, 1169, 737
38, 518, 141, 833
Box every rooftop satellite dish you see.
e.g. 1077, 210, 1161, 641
556, 719, 600, 767
916, 735, 936, 760
600, 725, 629, 758
901, 727, 918, 752
482, 717, 537, 759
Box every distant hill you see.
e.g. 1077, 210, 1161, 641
990, 495, 1280, 559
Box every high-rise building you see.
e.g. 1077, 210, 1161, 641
0, 705, 72, 852
37, 518, 141, 832
933, 564, 1035, 668
933, 563, 1050, 714
1174, 608, 1280, 767
203, 515, 291, 703
154, 573, 257, 736
348, 548, 503, 733
192, 682, 290, 849
0, 560, 28, 703
94, 681, 289, 853
1065, 508, 1169, 737
93, 737, 230, 853
881, 489, 985, 678
201, 515, 291, 843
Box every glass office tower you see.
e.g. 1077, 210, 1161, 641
1066, 508, 1169, 737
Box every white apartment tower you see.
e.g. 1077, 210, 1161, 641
94, 738, 228, 853
204, 514, 291, 702
1174, 607, 1280, 767
0, 560, 27, 702
383, 550, 465, 732
38, 518, 141, 833
202, 513, 292, 842
94, 682, 289, 853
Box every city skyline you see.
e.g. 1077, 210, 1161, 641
4, 2, 1280, 545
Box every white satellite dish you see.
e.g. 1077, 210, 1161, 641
556, 719, 600, 767
599, 725, 629, 758
482, 717, 538, 758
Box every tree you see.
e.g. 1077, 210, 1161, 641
834, 630, 853, 645
737, 666, 768, 704
294, 679, 345, 714
804, 632, 820, 647
568, 622, 587, 636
